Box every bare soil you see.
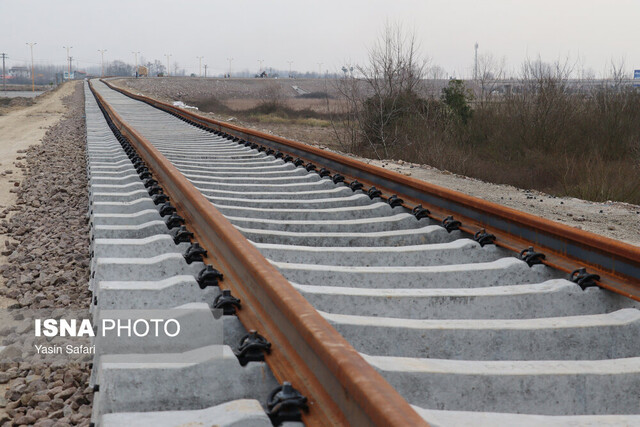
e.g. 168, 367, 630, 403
111, 77, 640, 246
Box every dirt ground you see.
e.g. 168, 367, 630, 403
0, 82, 78, 310
111, 77, 640, 247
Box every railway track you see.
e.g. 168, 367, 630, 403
85, 78, 640, 426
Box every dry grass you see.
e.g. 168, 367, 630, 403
250, 113, 330, 127
340, 84, 640, 204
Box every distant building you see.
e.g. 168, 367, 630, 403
9, 66, 29, 78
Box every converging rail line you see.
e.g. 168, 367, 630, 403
85, 78, 640, 426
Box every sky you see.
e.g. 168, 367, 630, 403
2, 0, 639, 78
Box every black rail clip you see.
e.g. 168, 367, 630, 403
151, 193, 170, 205
164, 212, 185, 229
197, 265, 224, 289
266, 148, 275, 156
305, 163, 316, 172
283, 155, 293, 163
570, 267, 600, 290
138, 170, 152, 180
258, 146, 266, 152
349, 180, 364, 191
244, 141, 253, 147
293, 158, 304, 167
332, 173, 345, 184
143, 178, 158, 188
213, 289, 241, 315
318, 168, 331, 177
234, 330, 271, 366
147, 184, 163, 196
170, 225, 193, 244
474, 229, 496, 247
412, 204, 431, 220
184, 242, 207, 264
274, 151, 284, 159
387, 194, 404, 208
158, 202, 177, 217
519, 246, 546, 266
367, 186, 382, 199
266, 381, 309, 425
442, 215, 461, 232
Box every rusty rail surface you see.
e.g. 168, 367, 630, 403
101, 78, 640, 301
89, 80, 428, 426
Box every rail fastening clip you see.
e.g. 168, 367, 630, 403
266, 381, 309, 425
570, 267, 600, 290
197, 265, 224, 289
213, 289, 241, 315
234, 330, 271, 366
519, 246, 546, 267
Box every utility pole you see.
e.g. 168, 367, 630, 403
26, 43, 36, 91
317, 62, 323, 78
196, 56, 204, 77
227, 57, 233, 77
164, 54, 172, 76
63, 46, 72, 79
68, 56, 73, 79
132, 51, 140, 77
287, 60, 293, 78
98, 49, 107, 77
474, 42, 479, 81
257, 59, 264, 73
1, 53, 7, 93
204, 64, 208, 78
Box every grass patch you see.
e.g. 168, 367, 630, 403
251, 113, 330, 127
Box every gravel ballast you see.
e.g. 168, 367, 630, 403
0, 82, 93, 427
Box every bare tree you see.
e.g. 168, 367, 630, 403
506, 55, 578, 150
426, 64, 447, 81
332, 22, 428, 159
476, 53, 506, 107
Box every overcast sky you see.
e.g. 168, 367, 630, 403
2, 0, 639, 77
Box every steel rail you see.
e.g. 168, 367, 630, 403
89, 80, 428, 426
101, 78, 640, 301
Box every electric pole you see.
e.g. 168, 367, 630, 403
204, 64, 208, 78
26, 43, 36, 91
132, 51, 140, 77
197, 56, 204, 77
63, 46, 72, 79
227, 57, 233, 77
317, 62, 323, 78
287, 60, 293, 78
474, 42, 479, 81
258, 59, 264, 74
164, 54, 172, 76
1, 53, 7, 93
98, 49, 107, 77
